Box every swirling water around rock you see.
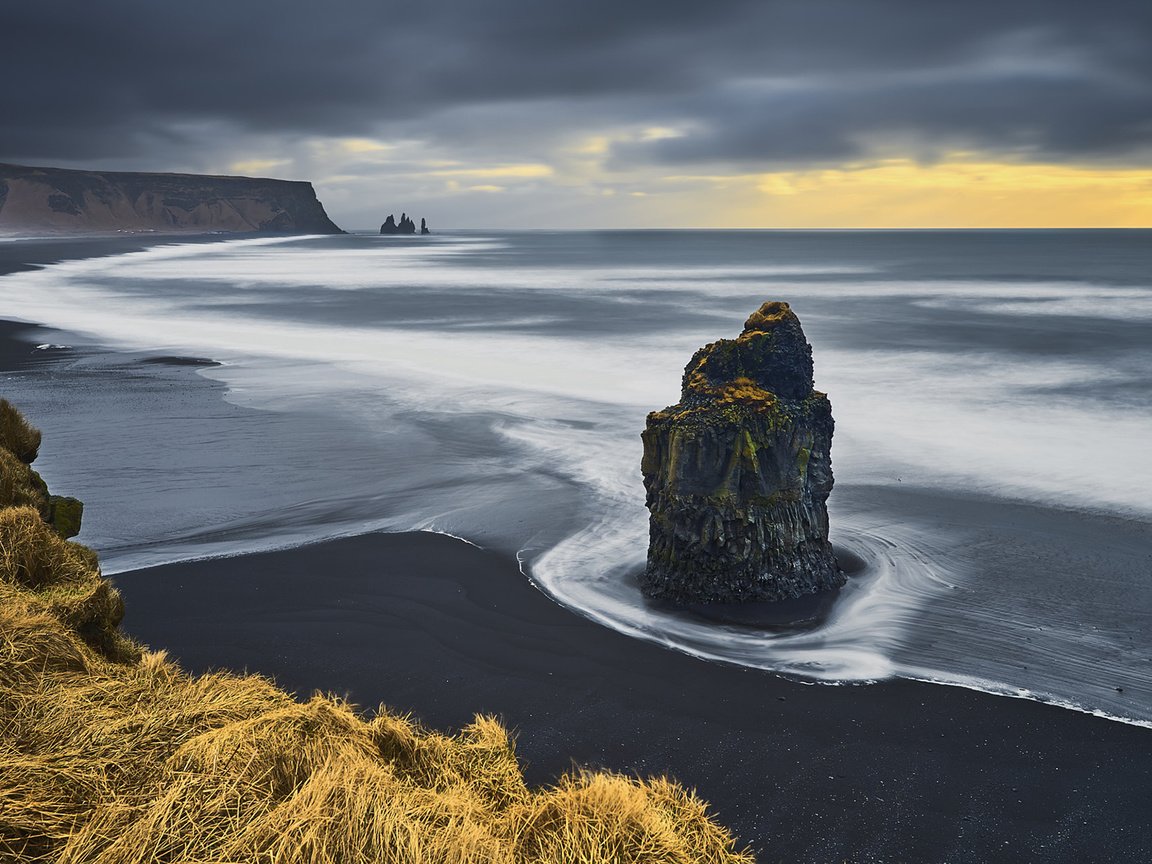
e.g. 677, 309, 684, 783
1, 229, 1150, 725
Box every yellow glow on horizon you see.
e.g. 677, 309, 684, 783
640, 126, 684, 141
339, 138, 393, 154
246, 134, 1152, 228
427, 163, 554, 179
734, 159, 1152, 227
228, 158, 291, 176
572, 136, 611, 156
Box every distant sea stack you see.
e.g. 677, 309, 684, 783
0, 163, 343, 235
380, 213, 430, 235
640, 301, 842, 603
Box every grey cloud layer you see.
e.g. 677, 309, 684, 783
2, 1, 1149, 169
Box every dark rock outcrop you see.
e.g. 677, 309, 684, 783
48, 495, 84, 540
381, 213, 415, 234
380, 212, 429, 235
640, 301, 842, 604
0, 163, 343, 235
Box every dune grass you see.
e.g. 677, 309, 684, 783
0, 448, 50, 518
0, 401, 754, 863
0, 399, 42, 464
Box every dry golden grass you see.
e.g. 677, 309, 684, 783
0, 506, 139, 665
0, 400, 42, 464
0, 406, 755, 863
0, 448, 50, 518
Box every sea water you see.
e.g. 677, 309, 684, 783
2, 229, 1150, 724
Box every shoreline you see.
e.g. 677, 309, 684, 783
0, 231, 238, 273
112, 530, 1152, 862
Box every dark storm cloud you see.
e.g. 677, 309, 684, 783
618, 65, 1152, 167
2, 0, 1150, 168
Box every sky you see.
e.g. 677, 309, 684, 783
2, 1, 1150, 228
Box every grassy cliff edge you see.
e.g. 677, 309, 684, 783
0, 399, 752, 863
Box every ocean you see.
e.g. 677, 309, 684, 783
3, 229, 1150, 726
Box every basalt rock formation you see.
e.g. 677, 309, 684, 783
641, 301, 842, 603
380, 212, 423, 235
0, 163, 343, 234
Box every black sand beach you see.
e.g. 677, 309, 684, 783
0, 234, 191, 275
0, 234, 239, 384
1, 239, 164, 369
113, 533, 1152, 863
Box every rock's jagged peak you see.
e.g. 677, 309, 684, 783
380, 212, 428, 235
661, 301, 817, 427
742, 299, 796, 333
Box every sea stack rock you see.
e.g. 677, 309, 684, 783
380, 213, 424, 235
640, 301, 842, 603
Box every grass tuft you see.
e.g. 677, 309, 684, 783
0, 448, 50, 519
0, 507, 97, 591
0, 399, 42, 464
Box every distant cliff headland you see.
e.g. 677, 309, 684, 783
0, 163, 343, 235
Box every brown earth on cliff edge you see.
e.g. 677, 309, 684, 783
0, 163, 343, 234
641, 301, 843, 603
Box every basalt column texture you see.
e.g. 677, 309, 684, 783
640, 301, 843, 603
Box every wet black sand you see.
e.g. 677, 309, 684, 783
113, 532, 1152, 863
0, 233, 206, 275
1, 240, 160, 373
0, 320, 51, 370
0, 235, 233, 387
0, 235, 224, 371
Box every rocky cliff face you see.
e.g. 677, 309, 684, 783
641, 301, 842, 603
0, 163, 343, 234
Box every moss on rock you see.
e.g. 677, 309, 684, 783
48, 494, 84, 538
641, 301, 842, 603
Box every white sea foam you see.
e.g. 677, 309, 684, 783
4, 239, 1149, 518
